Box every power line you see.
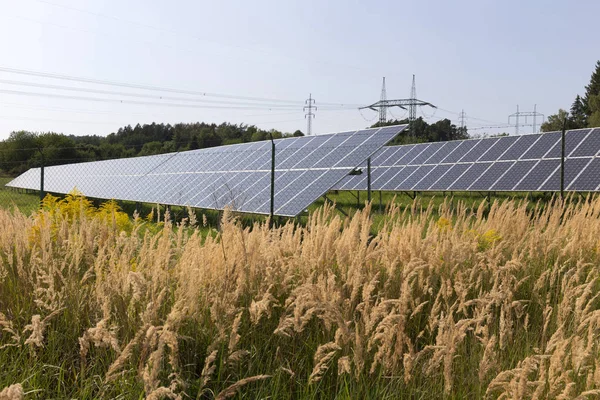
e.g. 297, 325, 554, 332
0, 78, 309, 108
0, 114, 124, 125
0, 88, 348, 112
0, 65, 363, 108
469, 123, 534, 131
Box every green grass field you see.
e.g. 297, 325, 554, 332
0, 176, 40, 215
0, 174, 566, 230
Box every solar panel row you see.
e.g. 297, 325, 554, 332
335, 128, 600, 192
7, 125, 407, 216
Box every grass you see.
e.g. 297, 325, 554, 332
0, 176, 40, 215
2, 193, 600, 399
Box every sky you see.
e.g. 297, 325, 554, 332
0, 0, 598, 140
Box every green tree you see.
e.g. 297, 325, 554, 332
569, 95, 587, 128
293, 130, 304, 137
138, 141, 165, 156
588, 94, 600, 128
250, 130, 267, 142
584, 60, 600, 118
541, 109, 569, 132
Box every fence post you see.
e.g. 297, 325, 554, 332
39, 152, 45, 203
560, 118, 567, 199
269, 132, 275, 228
367, 157, 372, 203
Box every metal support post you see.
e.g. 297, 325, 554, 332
39, 150, 45, 203
269, 133, 275, 227
367, 157, 372, 203
560, 118, 567, 199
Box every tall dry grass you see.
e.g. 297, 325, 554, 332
1, 193, 600, 398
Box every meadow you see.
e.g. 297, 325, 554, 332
1, 192, 600, 399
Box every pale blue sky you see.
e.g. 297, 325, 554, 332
0, 0, 597, 140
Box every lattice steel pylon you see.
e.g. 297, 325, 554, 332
408, 74, 418, 123
360, 75, 436, 133
459, 109, 467, 130
304, 94, 316, 135
508, 104, 544, 135
379, 77, 387, 124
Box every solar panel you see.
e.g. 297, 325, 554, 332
569, 157, 600, 190
491, 160, 537, 191
468, 161, 514, 190
449, 163, 492, 190
412, 165, 448, 190
429, 164, 470, 191
409, 142, 445, 165
459, 139, 496, 162
332, 128, 600, 193
478, 136, 520, 162
8, 125, 408, 216
427, 141, 461, 164
571, 128, 600, 157
441, 140, 476, 163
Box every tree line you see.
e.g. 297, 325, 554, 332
0, 122, 303, 176
373, 117, 469, 144
541, 60, 600, 132
0, 116, 468, 176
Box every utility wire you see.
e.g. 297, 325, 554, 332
0, 79, 307, 108
0, 88, 350, 111
0, 65, 363, 108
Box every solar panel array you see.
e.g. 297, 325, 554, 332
335, 128, 600, 192
7, 125, 407, 216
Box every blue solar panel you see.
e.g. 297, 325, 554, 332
8, 125, 408, 216
383, 166, 418, 190
545, 129, 591, 158
539, 158, 593, 191
521, 132, 560, 159
569, 157, 600, 191
441, 140, 477, 163
468, 161, 514, 190
412, 165, 450, 190
409, 142, 445, 165
426, 141, 461, 164
499, 134, 541, 160
393, 145, 421, 165
403, 165, 436, 189
429, 164, 470, 191
491, 160, 538, 191
459, 139, 496, 162
570, 129, 600, 157
448, 163, 492, 190
478, 136, 520, 162
515, 160, 558, 191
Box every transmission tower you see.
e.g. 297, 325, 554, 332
508, 104, 544, 134
408, 75, 418, 123
379, 77, 387, 124
458, 109, 467, 131
304, 94, 316, 135
360, 75, 436, 133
